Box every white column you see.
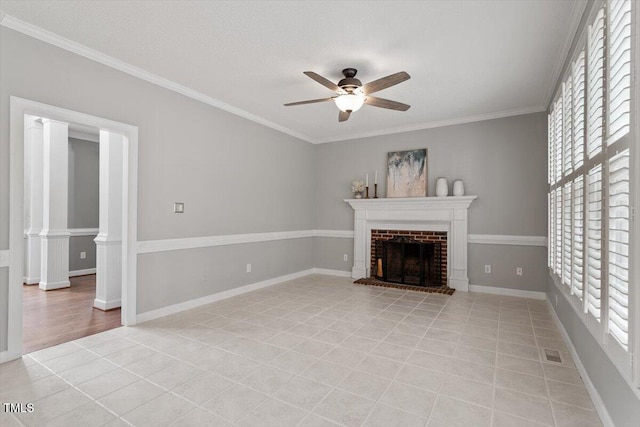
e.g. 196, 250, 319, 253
352, 210, 368, 278
24, 117, 44, 284
39, 119, 70, 290
448, 207, 470, 291
94, 130, 123, 310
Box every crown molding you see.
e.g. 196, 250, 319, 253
312, 105, 546, 144
1, 13, 552, 146
543, 0, 590, 109
0, 14, 314, 144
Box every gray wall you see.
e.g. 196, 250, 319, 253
313, 113, 549, 291
68, 137, 99, 229
547, 280, 640, 427
69, 235, 98, 273
68, 137, 99, 272
138, 239, 313, 313
0, 27, 316, 352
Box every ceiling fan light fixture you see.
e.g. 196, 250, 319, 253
333, 91, 365, 113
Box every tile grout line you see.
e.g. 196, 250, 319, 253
19, 279, 601, 427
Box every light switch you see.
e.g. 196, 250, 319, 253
173, 202, 184, 213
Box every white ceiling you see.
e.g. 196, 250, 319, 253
0, 1, 585, 143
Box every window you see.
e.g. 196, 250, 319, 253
548, 0, 635, 380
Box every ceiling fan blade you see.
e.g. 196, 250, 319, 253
284, 98, 334, 106
365, 96, 411, 111
338, 111, 351, 122
304, 71, 341, 92
363, 71, 410, 95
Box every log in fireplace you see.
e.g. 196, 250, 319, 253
375, 236, 443, 287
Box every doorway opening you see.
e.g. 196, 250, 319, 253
5, 97, 138, 362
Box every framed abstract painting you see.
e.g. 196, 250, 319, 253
386, 149, 428, 197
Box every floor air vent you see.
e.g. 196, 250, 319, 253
543, 348, 563, 363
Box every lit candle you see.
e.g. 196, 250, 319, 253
366, 173, 369, 187
375, 170, 378, 184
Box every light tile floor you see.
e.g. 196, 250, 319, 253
1, 275, 603, 427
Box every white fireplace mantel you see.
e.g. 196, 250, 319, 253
345, 196, 477, 291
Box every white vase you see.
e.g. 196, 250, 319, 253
435, 177, 448, 197
452, 180, 465, 196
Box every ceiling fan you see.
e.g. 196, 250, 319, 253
284, 68, 411, 122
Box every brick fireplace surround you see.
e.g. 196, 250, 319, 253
370, 229, 448, 286
345, 196, 477, 291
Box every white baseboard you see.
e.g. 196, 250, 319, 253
311, 268, 352, 277
136, 269, 315, 323
23, 276, 40, 285
94, 298, 121, 311
546, 298, 615, 427
0, 351, 9, 363
69, 268, 96, 277
468, 284, 546, 300
39, 280, 71, 291
0, 249, 9, 268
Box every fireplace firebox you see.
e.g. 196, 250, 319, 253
375, 236, 442, 287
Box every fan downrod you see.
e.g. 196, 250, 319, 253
338, 68, 362, 91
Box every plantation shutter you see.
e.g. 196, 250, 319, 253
608, 149, 630, 348
587, 7, 606, 158
563, 81, 573, 174
547, 112, 555, 184
563, 183, 573, 287
550, 191, 556, 270
607, 0, 632, 144
573, 51, 586, 169
555, 189, 563, 275
587, 164, 603, 320
572, 176, 585, 298
555, 100, 564, 182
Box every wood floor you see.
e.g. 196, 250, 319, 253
22, 274, 121, 354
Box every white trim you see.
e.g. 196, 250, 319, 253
68, 129, 99, 143
137, 230, 315, 254
69, 268, 96, 277
311, 268, 352, 277
312, 106, 546, 144
23, 277, 39, 285
93, 298, 121, 311
0, 351, 9, 364
0, 15, 313, 144
468, 284, 546, 300
468, 234, 548, 247
314, 229, 355, 239
136, 230, 550, 255
546, 298, 616, 427
39, 280, 70, 291
544, 0, 590, 108
136, 269, 315, 323
0, 250, 8, 268
7, 96, 138, 363
69, 228, 99, 237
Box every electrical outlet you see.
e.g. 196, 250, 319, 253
246, 263, 252, 273
173, 202, 184, 213
516, 267, 523, 276
484, 265, 491, 274
343, 254, 348, 262
80, 251, 86, 259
